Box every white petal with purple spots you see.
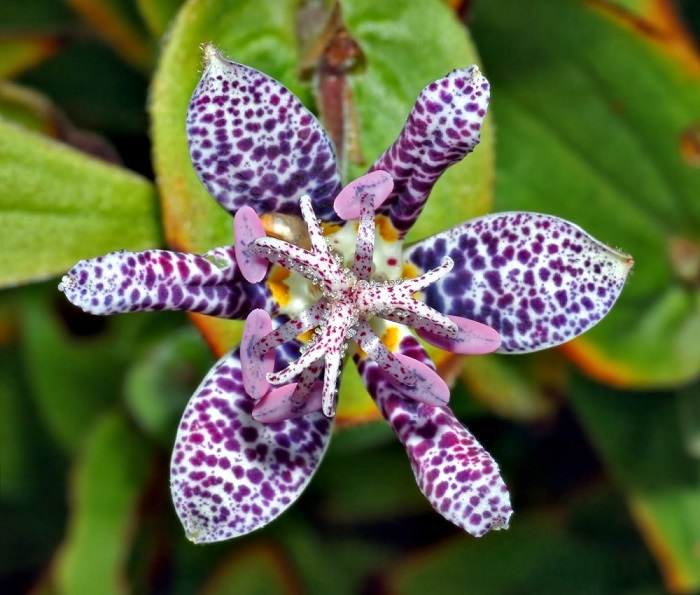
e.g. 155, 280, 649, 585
370, 66, 490, 236
357, 334, 512, 536
59, 246, 271, 318
187, 44, 342, 222
171, 348, 333, 542
404, 212, 633, 353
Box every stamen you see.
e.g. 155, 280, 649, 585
240, 309, 275, 399
233, 206, 269, 283
352, 191, 376, 280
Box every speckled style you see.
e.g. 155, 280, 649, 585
59, 246, 271, 318
358, 333, 511, 536
237, 176, 492, 419
171, 348, 332, 542
187, 45, 342, 222
404, 212, 633, 353
369, 67, 490, 236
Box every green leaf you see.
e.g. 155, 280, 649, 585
18, 287, 125, 451
569, 374, 700, 591
0, 35, 64, 78
19, 39, 150, 134
0, 117, 162, 287
0, 344, 37, 499
628, 487, 700, 593
384, 518, 619, 594
311, 436, 428, 522
199, 542, 302, 595
0, 80, 58, 135
271, 515, 392, 595
342, 0, 493, 242
471, 0, 700, 387
0, 80, 125, 165
0, 35, 62, 78
460, 351, 561, 421
66, 0, 155, 71
0, 0, 77, 29
0, 341, 68, 579
150, 0, 492, 421
136, 0, 185, 38
124, 325, 214, 446
18, 286, 177, 452
55, 411, 154, 595
569, 376, 697, 490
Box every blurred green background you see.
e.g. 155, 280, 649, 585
1, 0, 699, 593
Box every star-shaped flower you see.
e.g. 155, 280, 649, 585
59, 44, 633, 543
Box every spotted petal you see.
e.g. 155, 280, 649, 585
404, 212, 633, 353
370, 67, 490, 237
356, 334, 512, 537
59, 246, 271, 318
187, 44, 342, 222
170, 348, 333, 543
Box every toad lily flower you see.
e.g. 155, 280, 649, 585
59, 45, 632, 543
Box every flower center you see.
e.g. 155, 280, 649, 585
234, 171, 499, 422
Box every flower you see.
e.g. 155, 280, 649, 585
59, 44, 633, 543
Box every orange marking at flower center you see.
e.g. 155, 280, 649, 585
402, 262, 419, 280
376, 215, 399, 242
267, 267, 291, 306
297, 329, 315, 343
381, 326, 400, 352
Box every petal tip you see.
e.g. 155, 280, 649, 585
201, 42, 229, 72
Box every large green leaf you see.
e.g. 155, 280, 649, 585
151, 0, 492, 420
54, 411, 154, 594
382, 515, 654, 594
124, 325, 214, 446
570, 375, 700, 592
0, 118, 161, 287
471, 0, 700, 387
18, 286, 131, 451
153, 0, 491, 259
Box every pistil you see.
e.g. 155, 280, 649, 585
235, 171, 500, 421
